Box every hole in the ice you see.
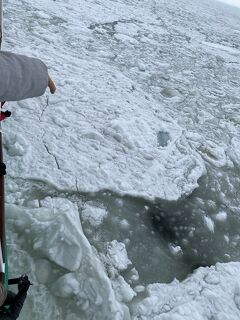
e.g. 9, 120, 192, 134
157, 131, 170, 147
15, 175, 240, 287
150, 210, 176, 241
149, 204, 213, 268
147, 172, 240, 277
160, 87, 178, 98
77, 179, 238, 285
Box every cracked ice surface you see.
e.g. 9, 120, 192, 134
3, 0, 240, 319
2, 0, 206, 201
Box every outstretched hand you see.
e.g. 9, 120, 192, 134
18, 275, 32, 293
48, 75, 56, 94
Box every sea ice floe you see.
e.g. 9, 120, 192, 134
81, 202, 108, 227
106, 240, 131, 271
7, 200, 83, 271
132, 263, 240, 320
168, 244, 183, 256
6, 198, 128, 319
112, 275, 136, 303
3, 62, 205, 201
214, 211, 227, 222
51, 273, 80, 298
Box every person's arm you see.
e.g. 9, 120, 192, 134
0, 51, 55, 101
0, 291, 27, 320
0, 311, 12, 319
0, 276, 31, 320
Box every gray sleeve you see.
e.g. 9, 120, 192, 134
0, 51, 48, 101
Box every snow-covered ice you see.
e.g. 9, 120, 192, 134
215, 211, 228, 222
106, 240, 131, 271
2, 0, 207, 201
81, 202, 108, 227
132, 263, 240, 320
2, 0, 240, 318
6, 199, 129, 319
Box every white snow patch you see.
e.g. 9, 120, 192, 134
216, 0, 240, 9
168, 244, 183, 256
81, 203, 108, 227
4, 132, 29, 156
132, 263, 240, 320
106, 240, 131, 271
215, 211, 228, 222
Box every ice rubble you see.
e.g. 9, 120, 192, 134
132, 262, 240, 320
106, 240, 131, 272
2, 0, 240, 318
6, 198, 131, 319
8, 201, 82, 272
82, 202, 108, 227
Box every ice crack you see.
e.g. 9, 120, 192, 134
44, 143, 60, 170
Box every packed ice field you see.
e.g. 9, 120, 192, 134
2, 0, 240, 318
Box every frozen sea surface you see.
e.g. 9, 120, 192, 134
2, 0, 240, 318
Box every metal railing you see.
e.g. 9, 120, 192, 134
0, 132, 5, 285
0, 0, 5, 285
